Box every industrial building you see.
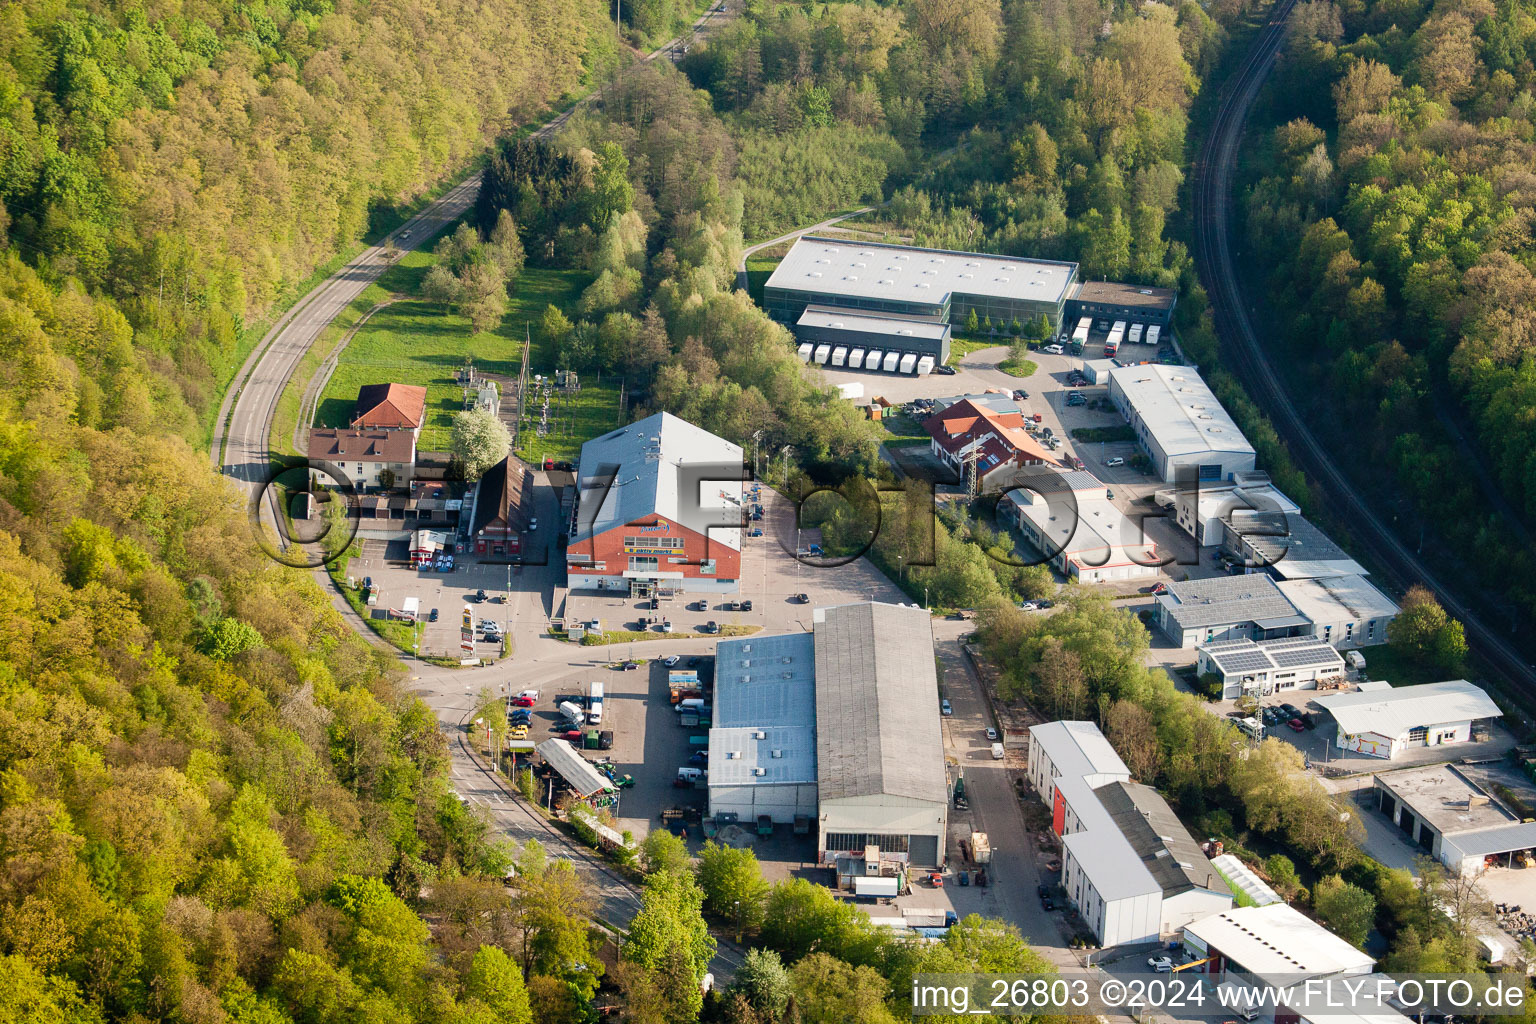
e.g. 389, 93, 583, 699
1223, 511, 1366, 580
1276, 575, 1399, 649
1155, 574, 1310, 648
566, 412, 744, 595
763, 237, 1079, 334
1373, 764, 1536, 877
1195, 636, 1347, 700
706, 632, 819, 822
706, 602, 949, 871
1183, 903, 1376, 987
794, 305, 950, 374
1314, 680, 1502, 760
469, 456, 533, 558
1029, 721, 1229, 947
1064, 280, 1178, 329
1172, 471, 1300, 547
1107, 365, 1256, 484
926, 399, 1055, 492
999, 472, 1159, 584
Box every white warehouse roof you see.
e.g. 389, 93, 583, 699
1276, 574, 1400, 625
536, 739, 613, 798
767, 236, 1077, 307
1314, 680, 1502, 739
1109, 364, 1255, 459
796, 305, 950, 340
1186, 904, 1375, 981
1030, 720, 1131, 781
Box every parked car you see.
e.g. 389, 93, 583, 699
1066, 394, 1087, 406
475, 589, 487, 602
660, 620, 674, 633
1043, 343, 1064, 354
623, 661, 639, 670
689, 751, 709, 765
985, 727, 999, 741
1037, 599, 1054, 609
935, 364, 957, 375
1038, 884, 1050, 898
704, 620, 719, 633
1041, 897, 1055, 911
1018, 600, 1039, 611
1012, 389, 1028, 400
1287, 718, 1306, 732
1148, 957, 1173, 973
511, 696, 536, 708
664, 655, 680, 667
1104, 457, 1125, 467
741, 599, 753, 612
428, 607, 439, 622
794, 593, 809, 603
362, 576, 373, 590
940, 699, 953, 717
1149, 582, 1168, 595
1068, 456, 1086, 470
518, 689, 539, 700
509, 725, 528, 739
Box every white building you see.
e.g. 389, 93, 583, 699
1027, 720, 1131, 807
1000, 473, 1159, 584
1223, 512, 1366, 580
1107, 364, 1257, 484
1276, 575, 1399, 650
1314, 680, 1502, 759
1031, 722, 1229, 947
1373, 764, 1536, 876
1196, 636, 1347, 700
1183, 903, 1376, 988
814, 602, 948, 868
1174, 471, 1300, 546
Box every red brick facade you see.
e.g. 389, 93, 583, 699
565, 515, 740, 589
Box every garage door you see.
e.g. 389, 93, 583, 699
908, 834, 940, 867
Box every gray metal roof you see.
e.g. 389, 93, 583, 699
536, 739, 613, 797
812, 602, 947, 805
767, 236, 1078, 308
1225, 511, 1366, 579
796, 305, 950, 340
1442, 822, 1536, 863
1093, 781, 1227, 898
1276, 574, 1400, 624
709, 633, 817, 786
572, 411, 744, 551
1158, 574, 1306, 631
1029, 720, 1131, 780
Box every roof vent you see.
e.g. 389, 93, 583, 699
727, 751, 741, 759
743, 644, 751, 651
753, 767, 767, 776
809, 271, 822, 278
771, 749, 784, 758
753, 730, 767, 739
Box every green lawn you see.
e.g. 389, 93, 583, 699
998, 357, 1038, 378
745, 257, 781, 307
315, 263, 594, 452
1354, 642, 1446, 687
946, 336, 1006, 365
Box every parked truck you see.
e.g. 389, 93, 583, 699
669, 670, 703, 704
970, 831, 992, 865
588, 681, 604, 725
903, 910, 959, 930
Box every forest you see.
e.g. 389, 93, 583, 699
1241, 0, 1536, 623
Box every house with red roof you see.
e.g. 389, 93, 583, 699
925, 398, 1058, 492
352, 383, 428, 436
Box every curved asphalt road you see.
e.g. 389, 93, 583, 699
208, 5, 748, 977
1191, 0, 1536, 697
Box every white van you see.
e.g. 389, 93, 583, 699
676, 698, 707, 713
990, 742, 1005, 760
558, 700, 585, 725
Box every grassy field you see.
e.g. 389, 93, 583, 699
314, 263, 595, 452
946, 336, 1006, 365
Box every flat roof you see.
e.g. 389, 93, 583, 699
709, 633, 817, 786
1442, 822, 1536, 862
1198, 636, 1345, 677
573, 411, 743, 552
1374, 764, 1516, 836
796, 305, 950, 340
766, 236, 1078, 308
1030, 721, 1131, 781
1275, 575, 1400, 624
1158, 574, 1306, 631
1210, 854, 1281, 907
813, 602, 946, 805
934, 392, 1019, 416
1072, 280, 1178, 311
1186, 904, 1375, 981
1186, 474, 1300, 523
1315, 680, 1501, 738
1226, 512, 1366, 579
1109, 364, 1255, 460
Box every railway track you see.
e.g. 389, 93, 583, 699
1190, 0, 1536, 698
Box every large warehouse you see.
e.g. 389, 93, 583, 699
1183, 903, 1375, 987
1155, 574, 1310, 648
1314, 680, 1502, 759
1000, 472, 1160, 584
794, 305, 951, 374
1373, 764, 1536, 876
566, 412, 744, 596
1107, 364, 1257, 484
706, 602, 949, 870
763, 237, 1079, 334
1029, 721, 1230, 946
